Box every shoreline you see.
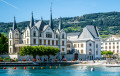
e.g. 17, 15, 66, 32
0, 61, 80, 66
0, 60, 119, 67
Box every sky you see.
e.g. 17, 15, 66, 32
0, 0, 120, 22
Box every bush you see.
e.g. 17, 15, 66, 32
3, 57, 10, 62
0, 57, 2, 60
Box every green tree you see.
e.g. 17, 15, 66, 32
19, 46, 31, 56
44, 46, 60, 59
37, 46, 44, 56
19, 46, 60, 59
31, 46, 38, 59
0, 33, 8, 54
101, 51, 113, 55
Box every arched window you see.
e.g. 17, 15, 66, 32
62, 34, 64, 39
10, 41, 12, 45
27, 31, 29, 36
10, 33, 11, 38
10, 48, 12, 53
15, 33, 18, 38
89, 49, 92, 55
33, 31, 36, 37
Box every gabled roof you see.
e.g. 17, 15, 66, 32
31, 25, 38, 30
42, 25, 55, 34
43, 25, 49, 31
86, 25, 99, 38
14, 28, 20, 33
35, 20, 46, 32
104, 35, 120, 41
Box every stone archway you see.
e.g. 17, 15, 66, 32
74, 53, 78, 60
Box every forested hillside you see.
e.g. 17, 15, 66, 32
1, 12, 120, 38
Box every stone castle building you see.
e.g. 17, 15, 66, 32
8, 11, 67, 59
8, 10, 101, 60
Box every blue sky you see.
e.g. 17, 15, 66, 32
0, 0, 120, 22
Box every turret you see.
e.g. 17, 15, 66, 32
49, 4, 54, 29
29, 12, 34, 27
58, 17, 62, 31
13, 16, 17, 30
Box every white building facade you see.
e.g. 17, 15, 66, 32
8, 12, 101, 60
101, 35, 120, 54
8, 12, 67, 59
66, 26, 101, 60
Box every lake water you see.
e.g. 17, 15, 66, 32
0, 65, 120, 76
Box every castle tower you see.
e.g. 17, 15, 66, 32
29, 12, 34, 27
9, 17, 17, 54
9, 17, 20, 54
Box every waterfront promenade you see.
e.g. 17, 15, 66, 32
0, 61, 81, 66
0, 60, 117, 66
1, 59, 120, 66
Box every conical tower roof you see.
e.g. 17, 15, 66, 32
13, 16, 17, 30
29, 12, 34, 27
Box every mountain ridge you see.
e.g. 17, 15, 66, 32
1, 11, 120, 38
